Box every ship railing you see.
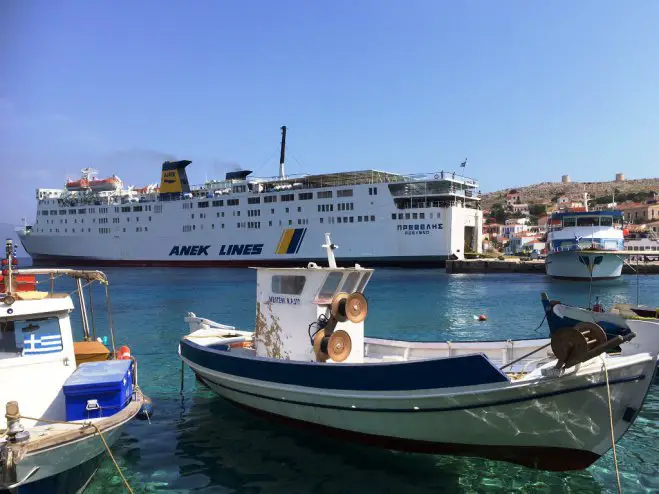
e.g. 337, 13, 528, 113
47, 170, 480, 205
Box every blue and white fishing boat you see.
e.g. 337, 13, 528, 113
545, 197, 625, 280
541, 292, 659, 354
179, 234, 657, 471
1, 240, 148, 493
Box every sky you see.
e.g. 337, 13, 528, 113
2, 1, 659, 224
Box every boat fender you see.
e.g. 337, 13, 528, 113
478, 314, 487, 321
117, 345, 131, 360
137, 395, 154, 421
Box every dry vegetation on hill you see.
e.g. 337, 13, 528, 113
481, 178, 659, 209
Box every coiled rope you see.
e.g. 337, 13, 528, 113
600, 355, 622, 494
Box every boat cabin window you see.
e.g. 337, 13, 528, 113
271, 275, 306, 295
0, 317, 63, 358
576, 216, 598, 227
355, 272, 372, 293
600, 216, 613, 227
317, 272, 343, 301
340, 272, 361, 293
562, 217, 576, 227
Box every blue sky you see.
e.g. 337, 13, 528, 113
2, 1, 658, 223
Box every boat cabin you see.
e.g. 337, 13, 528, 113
254, 235, 373, 363
0, 241, 117, 429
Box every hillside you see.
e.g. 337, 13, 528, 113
481, 177, 659, 210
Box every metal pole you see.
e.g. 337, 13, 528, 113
637, 254, 640, 306
76, 278, 91, 340
88, 283, 97, 340
50, 273, 54, 295
104, 285, 117, 356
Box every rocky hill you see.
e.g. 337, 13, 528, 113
482, 178, 659, 209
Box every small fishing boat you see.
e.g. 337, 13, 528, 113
1, 240, 149, 493
179, 234, 657, 471
541, 292, 659, 356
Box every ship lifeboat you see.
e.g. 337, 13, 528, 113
89, 175, 122, 192
66, 179, 89, 191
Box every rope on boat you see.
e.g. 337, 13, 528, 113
601, 355, 622, 494
499, 341, 552, 371
15, 414, 134, 494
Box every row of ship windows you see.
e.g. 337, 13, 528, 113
180, 216, 377, 232
39, 188, 365, 211
392, 212, 439, 220
36, 210, 437, 228
38, 205, 161, 215
190, 189, 357, 209
190, 204, 354, 219
37, 216, 152, 225
32, 227, 149, 234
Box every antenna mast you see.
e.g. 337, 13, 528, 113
279, 126, 287, 179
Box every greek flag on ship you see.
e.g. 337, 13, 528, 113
22, 332, 63, 355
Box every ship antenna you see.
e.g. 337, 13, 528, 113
322, 233, 338, 268
279, 125, 287, 180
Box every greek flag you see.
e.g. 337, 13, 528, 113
22, 332, 63, 355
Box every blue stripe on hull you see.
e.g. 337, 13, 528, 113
180, 339, 510, 391
1, 455, 103, 494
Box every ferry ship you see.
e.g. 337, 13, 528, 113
18, 128, 483, 267
545, 196, 625, 280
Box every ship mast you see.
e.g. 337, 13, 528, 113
279, 125, 287, 179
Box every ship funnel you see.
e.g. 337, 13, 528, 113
279, 126, 286, 179
159, 160, 192, 200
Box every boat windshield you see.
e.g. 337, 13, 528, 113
0, 317, 63, 359
563, 217, 577, 227
576, 217, 599, 227
600, 216, 613, 227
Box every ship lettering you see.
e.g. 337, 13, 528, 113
397, 224, 443, 233
168, 245, 211, 256
219, 244, 263, 256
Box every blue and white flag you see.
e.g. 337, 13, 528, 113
22, 332, 63, 356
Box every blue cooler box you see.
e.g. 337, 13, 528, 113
63, 360, 134, 421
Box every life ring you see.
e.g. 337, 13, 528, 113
434, 174, 439, 179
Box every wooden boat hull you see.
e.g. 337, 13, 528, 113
180, 337, 657, 471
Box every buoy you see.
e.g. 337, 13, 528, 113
117, 345, 131, 360
478, 314, 488, 321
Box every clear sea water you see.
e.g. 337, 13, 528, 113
46, 264, 659, 493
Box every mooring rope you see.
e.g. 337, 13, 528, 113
17, 414, 135, 494
600, 355, 622, 494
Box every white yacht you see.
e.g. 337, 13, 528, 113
545, 203, 625, 280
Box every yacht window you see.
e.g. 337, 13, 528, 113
562, 217, 576, 227
0, 317, 63, 357
356, 272, 372, 293
317, 272, 343, 300
340, 272, 361, 293
271, 275, 306, 295
600, 216, 613, 227
577, 217, 598, 227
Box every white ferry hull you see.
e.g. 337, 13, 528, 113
545, 251, 623, 280
20, 204, 481, 267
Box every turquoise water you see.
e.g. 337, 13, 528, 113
57, 267, 658, 493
